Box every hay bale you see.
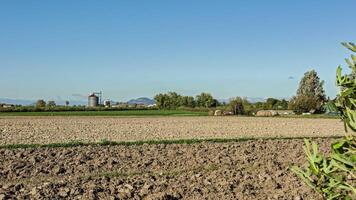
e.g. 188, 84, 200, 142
223, 111, 234, 116
214, 110, 223, 116
256, 110, 279, 117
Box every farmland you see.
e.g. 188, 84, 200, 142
0, 116, 348, 199
0, 116, 344, 145
1, 138, 335, 199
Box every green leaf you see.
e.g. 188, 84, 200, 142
291, 166, 316, 189
332, 140, 347, 150
336, 66, 343, 84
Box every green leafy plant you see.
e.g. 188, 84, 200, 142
291, 42, 356, 199
291, 137, 355, 199
335, 42, 356, 132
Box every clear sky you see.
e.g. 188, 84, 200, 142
1, 0, 355, 102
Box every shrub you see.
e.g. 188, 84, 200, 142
291, 42, 356, 199
227, 97, 246, 115
36, 99, 46, 108
289, 70, 326, 114
335, 43, 356, 131
291, 137, 355, 199
288, 95, 319, 114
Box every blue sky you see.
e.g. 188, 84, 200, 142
1, 1, 355, 102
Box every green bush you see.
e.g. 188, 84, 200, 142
335, 42, 356, 131
292, 42, 356, 199
291, 137, 355, 199
288, 95, 319, 114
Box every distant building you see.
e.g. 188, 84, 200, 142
0, 104, 14, 108
88, 94, 99, 107
104, 100, 111, 108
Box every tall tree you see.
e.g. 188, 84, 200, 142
289, 70, 326, 113
47, 101, 56, 107
228, 97, 245, 115
296, 70, 326, 102
36, 99, 46, 108
154, 93, 168, 109
154, 92, 183, 109
196, 93, 214, 108
180, 96, 195, 108
265, 98, 279, 109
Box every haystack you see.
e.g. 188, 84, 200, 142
214, 110, 223, 116
256, 110, 279, 117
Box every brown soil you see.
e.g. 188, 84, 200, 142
0, 116, 344, 145
0, 138, 332, 200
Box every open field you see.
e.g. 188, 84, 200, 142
0, 116, 352, 199
0, 116, 345, 145
0, 138, 333, 199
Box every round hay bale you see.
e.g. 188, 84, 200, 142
214, 110, 223, 116
223, 111, 234, 116
256, 110, 279, 117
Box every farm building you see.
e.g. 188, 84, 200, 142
88, 94, 99, 107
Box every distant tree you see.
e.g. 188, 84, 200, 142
262, 98, 289, 110
265, 98, 279, 109
154, 92, 183, 109
211, 99, 220, 107
196, 93, 214, 108
274, 99, 288, 110
65, 101, 70, 107
180, 96, 195, 108
47, 101, 56, 107
154, 93, 167, 109
155, 92, 216, 109
289, 95, 319, 114
241, 98, 253, 114
36, 99, 46, 108
297, 70, 326, 102
289, 70, 326, 113
228, 97, 245, 115
253, 102, 264, 110
167, 92, 182, 108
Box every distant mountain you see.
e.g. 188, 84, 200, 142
127, 97, 155, 105
217, 97, 266, 104
0, 98, 86, 106
217, 99, 230, 104
0, 98, 35, 106
246, 97, 267, 103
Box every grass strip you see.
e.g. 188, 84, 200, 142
0, 110, 208, 117
0, 136, 343, 150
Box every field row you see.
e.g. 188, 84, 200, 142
0, 139, 330, 199
0, 116, 345, 145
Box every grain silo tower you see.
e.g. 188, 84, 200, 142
88, 93, 99, 107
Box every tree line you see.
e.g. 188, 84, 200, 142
1, 69, 329, 115
154, 92, 290, 115
154, 69, 329, 115
154, 92, 220, 109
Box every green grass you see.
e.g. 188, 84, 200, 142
0, 136, 342, 149
0, 110, 208, 117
